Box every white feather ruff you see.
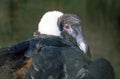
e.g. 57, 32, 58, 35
38, 11, 63, 36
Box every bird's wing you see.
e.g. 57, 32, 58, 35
24, 46, 65, 79
7, 36, 71, 57
9, 37, 41, 54
24, 45, 89, 79
25, 36, 73, 57
0, 47, 28, 79
88, 58, 115, 79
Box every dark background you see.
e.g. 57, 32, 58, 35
0, 0, 120, 79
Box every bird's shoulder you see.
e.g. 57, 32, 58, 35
25, 35, 74, 57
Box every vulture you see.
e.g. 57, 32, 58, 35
0, 11, 114, 79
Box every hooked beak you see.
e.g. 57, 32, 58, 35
69, 25, 88, 54
75, 32, 88, 54
61, 27, 88, 54
57, 14, 88, 53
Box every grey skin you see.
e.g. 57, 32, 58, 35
57, 14, 92, 63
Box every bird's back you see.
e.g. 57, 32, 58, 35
24, 44, 88, 79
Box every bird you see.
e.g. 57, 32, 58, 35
22, 11, 91, 79
0, 11, 114, 79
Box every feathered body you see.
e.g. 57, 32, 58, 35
0, 11, 114, 79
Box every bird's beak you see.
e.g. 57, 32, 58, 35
61, 26, 88, 54
75, 32, 88, 54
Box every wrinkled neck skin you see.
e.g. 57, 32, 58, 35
60, 31, 76, 45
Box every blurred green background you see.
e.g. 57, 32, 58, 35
0, 0, 120, 79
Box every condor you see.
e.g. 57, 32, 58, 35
0, 11, 114, 79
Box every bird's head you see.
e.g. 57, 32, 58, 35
38, 11, 88, 54
57, 14, 88, 53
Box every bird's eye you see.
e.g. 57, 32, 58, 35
65, 25, 71, 29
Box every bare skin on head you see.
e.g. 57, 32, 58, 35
57, 14, 91, 62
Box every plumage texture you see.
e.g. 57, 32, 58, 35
23, 36, 88, 79
0, 11, 115, 79
0, 34, 114, 79
25, 35, 73, 57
